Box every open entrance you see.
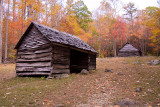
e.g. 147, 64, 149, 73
70, 49, 88, 73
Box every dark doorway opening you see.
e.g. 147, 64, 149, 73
70, 49, 88, 73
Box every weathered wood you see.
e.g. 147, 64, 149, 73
88, 54, 96, 70
16, 62, 51, 67
118, 52, 139, 57
53, 64, 69, 69
53, 45, 70, 53
18, 47, 52, 55
52, 69, 70, 73
16, 67, 52, 72
18, 25, 50, 50
118, 43, 141, 57
16, 57, 52, 62
16, 72, 50, 76
52, 42, 97, 55
18, 52, 52, 59
18, 43, 51, 51
53, 57, 69, 62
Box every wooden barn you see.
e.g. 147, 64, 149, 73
15, 22, 97, 77
118, 42, 142, 57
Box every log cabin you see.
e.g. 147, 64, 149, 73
118, 42, 142, 57
15, 22, 97, 77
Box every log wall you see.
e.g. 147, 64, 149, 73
18, 25, 50, 50
16, 26, 52, 76
88, 54, 96, 70
51, 45, 70, 75
118, 51, 140, 57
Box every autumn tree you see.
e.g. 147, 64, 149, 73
144, 6, 160, 56
123, 2, 137, 38
0, 0, 3, 63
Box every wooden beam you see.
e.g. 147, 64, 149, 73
52, 69, 70, 74
52, 42, 97, 55
16, 72, 50, 76
18, 47, 52, 55
16, 62, 51, 67
17, 57, 52, 62
16, 67, 52, 72
18, 52, 52, 59
53, 64, 69, 69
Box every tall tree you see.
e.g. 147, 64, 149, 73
4, 0, 10, 62
123, 2, 137, 36
144, 7, 160, 56
73, 0, 92, 32
0, 0, 3, 63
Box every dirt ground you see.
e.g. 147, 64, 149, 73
0, 64, 15, 82
0, 57, 160, 107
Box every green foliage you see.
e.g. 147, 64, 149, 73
72, 0, 93, 31
123, 2, 137, 21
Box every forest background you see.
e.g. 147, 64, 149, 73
0, 0, 160, 63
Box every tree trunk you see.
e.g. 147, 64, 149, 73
157, 45, 159, 57
113, 32, 117, 57
4, 0, 9, 62
0, 0, 3, 64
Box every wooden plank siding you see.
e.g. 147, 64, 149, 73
51, 45, 70, 75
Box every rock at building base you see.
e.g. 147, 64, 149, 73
150, 60, 160, 65
47, 74, 69, 79
54, 74, 69, 79
105, 69, 113, 73
80, 69, 89, 75
114, 98, 139, 106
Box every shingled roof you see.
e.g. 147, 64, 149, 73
119, 42, 138, 52
15, 22, 97, 53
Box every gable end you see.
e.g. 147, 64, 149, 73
16, 23, 50, 50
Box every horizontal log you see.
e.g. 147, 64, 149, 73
53, 64, 69, 69
17, 57, 52, 62
53, 54, 70, 60
18, 52, 52, 59
16, 71, 50, 73
16, 62, 51, 67
18, 43, 51, 51
16, 72, 50, 76
53, 58, 69, 62
52, 69, 70, 73
18, 47, 52, 55
53, 61, 70, 65
53, 52, 70, 57
53, 57, 70, 65
53, 49, 70, 54
16, 67, 52, 72
52, 42, 97, 55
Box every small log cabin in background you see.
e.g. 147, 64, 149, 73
15, 22, 97, 77
118, 42, 142, 57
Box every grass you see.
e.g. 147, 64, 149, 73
0, 56, 160, 106
104, 57, 160, 106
